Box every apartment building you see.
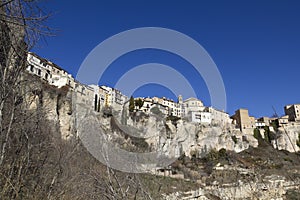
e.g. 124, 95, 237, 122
284, 104, 300, 122
231, 109, 256, 131
27, 52, 75, 89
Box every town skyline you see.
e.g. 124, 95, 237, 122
28, 51, 299, 122
33, 1, 300, 118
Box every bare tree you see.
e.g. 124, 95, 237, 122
0, 0, 52, 165
0, 1, 58, 199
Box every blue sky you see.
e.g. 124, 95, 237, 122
34, 0, 300, 118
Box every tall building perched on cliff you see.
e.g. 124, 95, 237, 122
284, 104, 300, 122
231, 109, 256, 131
26, 52, 75, 89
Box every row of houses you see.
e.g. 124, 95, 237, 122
26, 52, 127, 112
26, 52, 233, 127
26, 52, 300, 132
134, 95, 232, 127
231, 105, 300, 132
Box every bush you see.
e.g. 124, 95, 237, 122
296, 133, 300, 148
150, 106, 164, 118
253, 128, 262, 140
129, 96, 135, 112
218, 148, 227, 158
166, 115, 181, 126
134, 98, 144, 108
231, 135, 238, 144
264, 126, 276, 143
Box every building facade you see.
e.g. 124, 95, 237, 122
27, 52, 75, 89
188, 111, 211, 124
231, 109, 256, 131
206, 107, 231, 126
284, 104, 300, 122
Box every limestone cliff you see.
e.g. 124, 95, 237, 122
25, 74, 300, 156
25, 75, 74, 140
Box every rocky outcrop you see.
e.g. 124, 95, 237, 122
163, 174, 300, 200
24, 77, 75, 140
272, 125, 300, 152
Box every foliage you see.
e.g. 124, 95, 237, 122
271, 120, 279, 132
205, 148, 227, 162
129, 96, 135, 112
231, 135, 238, 144
166, 115, 180, 122
253, 128, 262, 140
285, 189, 300, 200
134, 98, 144, 109
150, 106, 164, 118
264, 126, 276, 144
296, 133, 300, 148
264, 126, 271, 143
218, 148, 227, 158
166, 115, 181, 126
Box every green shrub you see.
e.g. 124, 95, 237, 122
134, 98, 144, 108
296, 133, 300, 148
253, 128, 262, 140
129, 96, 135, 112
218, 148, 227, 158
231, 135, 238, 144
150, 106, 164, 118
166, 115, 181, 125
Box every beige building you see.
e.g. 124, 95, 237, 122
206, 107, 231, 126
90, 85, 109, 112
231, 109, 256, 131
183, 97, 205, 117
256, 117, 270, 127
74, 82, 94, 108
284, 104, 300, 122
278, 115, 289, 126
152, 96, 183, 117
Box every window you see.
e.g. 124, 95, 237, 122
45, 73, 49, 79
37, 69, 41, 76
30, 65, 34, 72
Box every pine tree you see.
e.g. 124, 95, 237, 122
129, 96, 135, 112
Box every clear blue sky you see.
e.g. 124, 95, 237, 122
33, 0, 300, 118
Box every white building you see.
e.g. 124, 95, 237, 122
98, 86, 128, 111
183, 97, 205, 116
188, 111, 211, 124
26, 52, 75, 89
206, 107, 231, 126
74, 82, 94, 107
152, 96, 183, 117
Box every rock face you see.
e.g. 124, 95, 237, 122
104, 108, 259, 160
24, 76, 300, 199
163, 174, 300, 200
272, 125, 300, 152
25, 78, 74, 140
28, 80, 300, 157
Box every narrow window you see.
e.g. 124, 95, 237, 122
94, 94, 98, 111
